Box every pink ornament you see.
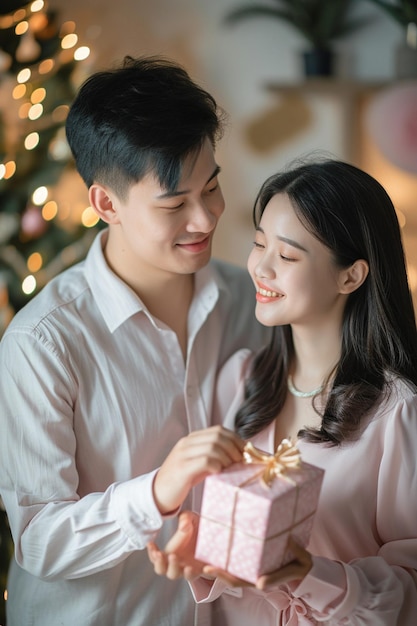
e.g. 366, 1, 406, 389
365, 82, 417, 174
21, 206, 47, 238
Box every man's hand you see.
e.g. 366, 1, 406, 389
153, 425, 244, 514
147, 511, 205, 580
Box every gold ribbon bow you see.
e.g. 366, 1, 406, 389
243, 438, 301, 488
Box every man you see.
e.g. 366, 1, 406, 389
0, 56, 269, 625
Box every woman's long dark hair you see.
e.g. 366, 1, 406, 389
235, 159, 417, 445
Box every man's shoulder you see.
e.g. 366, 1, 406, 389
5, 262, 88, 335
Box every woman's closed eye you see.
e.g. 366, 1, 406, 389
252, 242, 297, 262
205, 183, 219, 194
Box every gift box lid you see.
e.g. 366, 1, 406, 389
200, 457, 324, 540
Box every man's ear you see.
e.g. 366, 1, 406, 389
88, 184, 120, 225
339, 259, 369, 295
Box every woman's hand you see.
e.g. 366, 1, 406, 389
153, 425, 244, 514
148, 514, 312, 590
257, 538, 313, 590
147, 511, 205, 580
202, 538, 313, 590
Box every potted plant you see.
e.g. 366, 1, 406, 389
366, 0, 417, 78
224, 0, 373, 77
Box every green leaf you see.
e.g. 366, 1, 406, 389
224, 0, 375, 47
365, 0, 417, 26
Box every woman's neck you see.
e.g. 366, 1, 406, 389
290, 323, 342, 390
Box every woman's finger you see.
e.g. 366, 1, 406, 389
202, 565, 252, 588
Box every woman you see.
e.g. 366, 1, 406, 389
148, 159, 417, 624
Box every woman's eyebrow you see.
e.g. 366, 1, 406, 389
256, 226, 308, 252
278, 236, 308, 252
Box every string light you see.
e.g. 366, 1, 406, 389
14, 10, 26, 24
32, 186, 48, 205
15, 20, 29, 35
31, 87, 46, 103
42, 201, 58, 221
17, 67, 31, 83
22, 275, 37, 295
61, 33, 78, 49
52, 104, 69, 122
12, 83, 27, 99
60, 20, 76, 35
24, 132, 40, 150
81, 206, 100, 228
0, 162, 16, 181
74, 46, 90, 61
28, 103, 43, 120
31, 1, 45, 12
18, 102, 32, 119
38, 58, 54, 74
27, 252, 43, 273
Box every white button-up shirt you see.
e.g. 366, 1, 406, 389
0, 230, 269, 626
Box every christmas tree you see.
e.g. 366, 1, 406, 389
0, 2, 102, 621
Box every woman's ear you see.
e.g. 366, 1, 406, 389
88, 184, 120, 225
339, 259, 369, 295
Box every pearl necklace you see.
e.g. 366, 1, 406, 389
287, 375, 324, 399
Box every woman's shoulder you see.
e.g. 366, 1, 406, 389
218, 349, 254, 385
213, 349, 255, 429
373, 375, 417, 435
384, 374, 417, 406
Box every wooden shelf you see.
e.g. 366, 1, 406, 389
265, 79, 391, 161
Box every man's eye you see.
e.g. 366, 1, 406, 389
160, 202, 184, 210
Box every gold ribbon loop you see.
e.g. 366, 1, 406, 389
243, 438, 301, 487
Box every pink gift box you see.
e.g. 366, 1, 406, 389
194, 447, 324, 584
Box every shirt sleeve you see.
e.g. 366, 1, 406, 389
211, 348, 253, 430
292, 393, 417, 624
0, 330, 166, 581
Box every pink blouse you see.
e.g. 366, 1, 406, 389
191, 349, 417, 625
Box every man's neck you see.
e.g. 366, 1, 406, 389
103, 229, 195, 358
144, 275, 194, 360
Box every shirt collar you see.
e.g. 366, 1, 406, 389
85, 230, 145, 333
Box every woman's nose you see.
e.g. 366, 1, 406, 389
255, 254, 275, 279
